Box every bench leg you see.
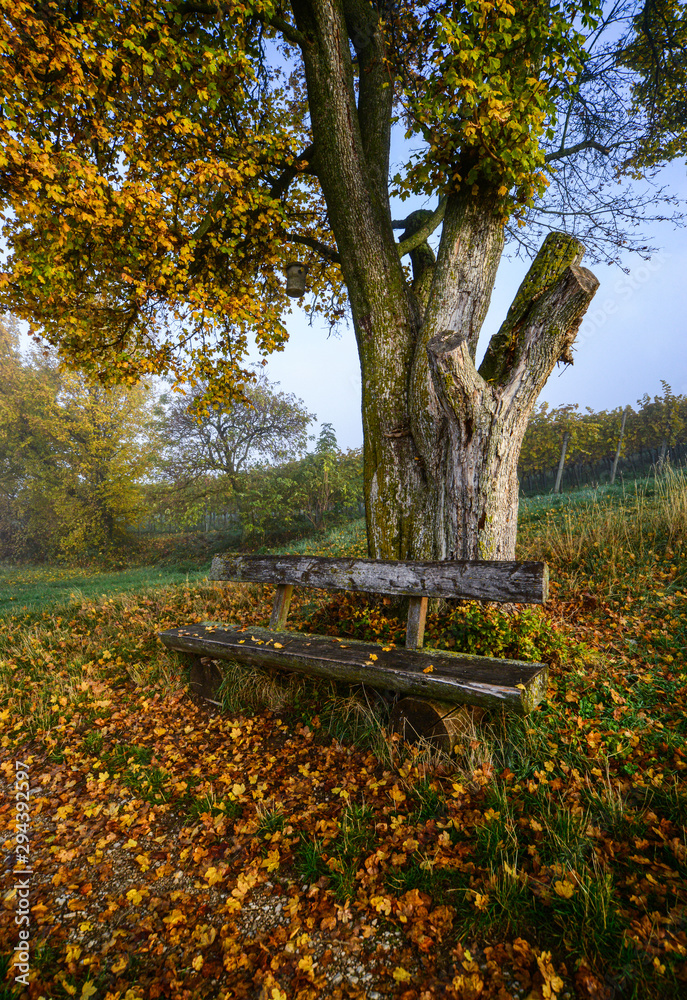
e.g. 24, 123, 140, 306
186, 655, 224, 704
390, 697, 484, 754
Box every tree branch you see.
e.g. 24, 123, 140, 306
479, 232, 586, 386
421, 180, 505, 362
258, 12, 306, 46
394, 198, 447, 258
497, 263, 599, 402
544, 139, 612, 162
342, 0, 393, 212
174, 2, 218, 14
269, 144, 316, 200
286, 233, 340, 264
426, 329, 486, 420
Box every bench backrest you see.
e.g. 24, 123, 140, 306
210, 554, 548, 604
210, 555, 548, 651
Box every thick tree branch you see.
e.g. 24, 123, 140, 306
421, 180, 505, 362
269, 144, 316, 200
479, 232, 585, 386
426, 329, 487, 420
190, 145, 315, 244
498, 264, 599, 403
394, 198, 447, 258
395, 209, 436, 308
257, 12, 306, 45
342, 0, 393, 213
289, 0, 407, 320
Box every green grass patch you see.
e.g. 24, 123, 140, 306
0, 563, 209, 616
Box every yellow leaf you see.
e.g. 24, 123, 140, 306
273, 642, 283, 648
261, 849, 281, 873
553, 879, 575, 898
126, 888, 143, 905
423, 664, 434, 673
192, 955, 204, 972
370, 894, 392, 915
111, 955, 127, 974
81, 983, 98, 999
393, 967, 412, 982
204, 866, 223, 886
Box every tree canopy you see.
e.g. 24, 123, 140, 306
0, 0, 681, 400
1, 0, 684, 561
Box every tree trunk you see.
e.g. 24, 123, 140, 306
358, 231, 598, 561
291, 0, 599, 563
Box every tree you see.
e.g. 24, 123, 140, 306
619, 0, 687, 171
0, 1, 684, 561
163, 373, 315, 482
0, 339, 160, 560
314, 422, 338, 454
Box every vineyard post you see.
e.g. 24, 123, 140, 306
553, 431, 570, 494
610, 407, 629, 485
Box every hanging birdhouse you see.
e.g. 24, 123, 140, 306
285, 262, 308, 297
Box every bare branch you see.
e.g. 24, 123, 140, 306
545, 139, 614, 162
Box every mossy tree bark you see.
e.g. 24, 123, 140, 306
291, 0, 599, 561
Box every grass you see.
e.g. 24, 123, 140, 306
1, 477, 687, 999
517, 464, 687, 600
0, 562, 208, 616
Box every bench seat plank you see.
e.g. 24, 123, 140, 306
159, 624, 548, 714
209, 555, 548, 604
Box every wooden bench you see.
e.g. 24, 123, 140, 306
158, 555, 550, 739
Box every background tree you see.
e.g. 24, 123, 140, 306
163, 374, 315, 484
0, 0, 684, 561
0, 337, 160, 560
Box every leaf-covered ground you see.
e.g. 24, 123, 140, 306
1, 491, 687, 1000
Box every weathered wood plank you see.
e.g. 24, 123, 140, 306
406, 596, 428, 649
269, 584, 293, 629
209, 554, 548, 603
159, 625, 548, 714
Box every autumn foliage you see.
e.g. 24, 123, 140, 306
2, 482, 687, 998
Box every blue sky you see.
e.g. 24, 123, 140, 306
251, 158, 687, 452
